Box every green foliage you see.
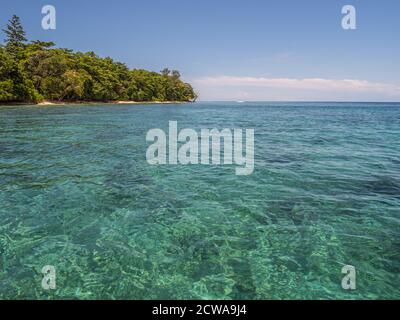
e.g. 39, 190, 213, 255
0, 46, 39, 102
0, 15, 197, 104
2, 15, 27, 45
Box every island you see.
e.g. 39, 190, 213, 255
0, 15, 197, 105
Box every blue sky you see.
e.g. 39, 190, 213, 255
1, 0, 399, 101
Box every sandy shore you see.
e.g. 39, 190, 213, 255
36, 100, 191, 106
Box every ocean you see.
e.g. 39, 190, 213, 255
0, 101, 399, 299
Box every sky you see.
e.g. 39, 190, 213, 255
1, 0, 399, 101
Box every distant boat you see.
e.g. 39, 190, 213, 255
236, 100, 245, 103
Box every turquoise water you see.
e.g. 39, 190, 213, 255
0, 102, 399, 299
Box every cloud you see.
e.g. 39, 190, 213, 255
192, 76, 400, 101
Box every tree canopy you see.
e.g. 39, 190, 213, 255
0, 15, 197, 103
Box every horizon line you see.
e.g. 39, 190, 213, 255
196, 100, 400, 103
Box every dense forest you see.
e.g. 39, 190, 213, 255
0, 15, 197, 104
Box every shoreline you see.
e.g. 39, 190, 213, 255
0, 100, 194, 107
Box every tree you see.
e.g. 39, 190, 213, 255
161, 68, 171, 77
0, 45, 40, 102
0, 47, 14, 100
3, 15, 27, 52
171, 70, 181, 79
1, 15, 197, 103
29, 40, 55, 51
60, 70, 90, 100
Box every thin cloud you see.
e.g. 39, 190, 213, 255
192, 76, 400, 101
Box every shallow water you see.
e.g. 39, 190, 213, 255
0, 102, 399, 299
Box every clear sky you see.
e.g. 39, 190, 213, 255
1, 0, 399, 101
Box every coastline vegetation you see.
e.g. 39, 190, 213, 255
0, 15, 197, 104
